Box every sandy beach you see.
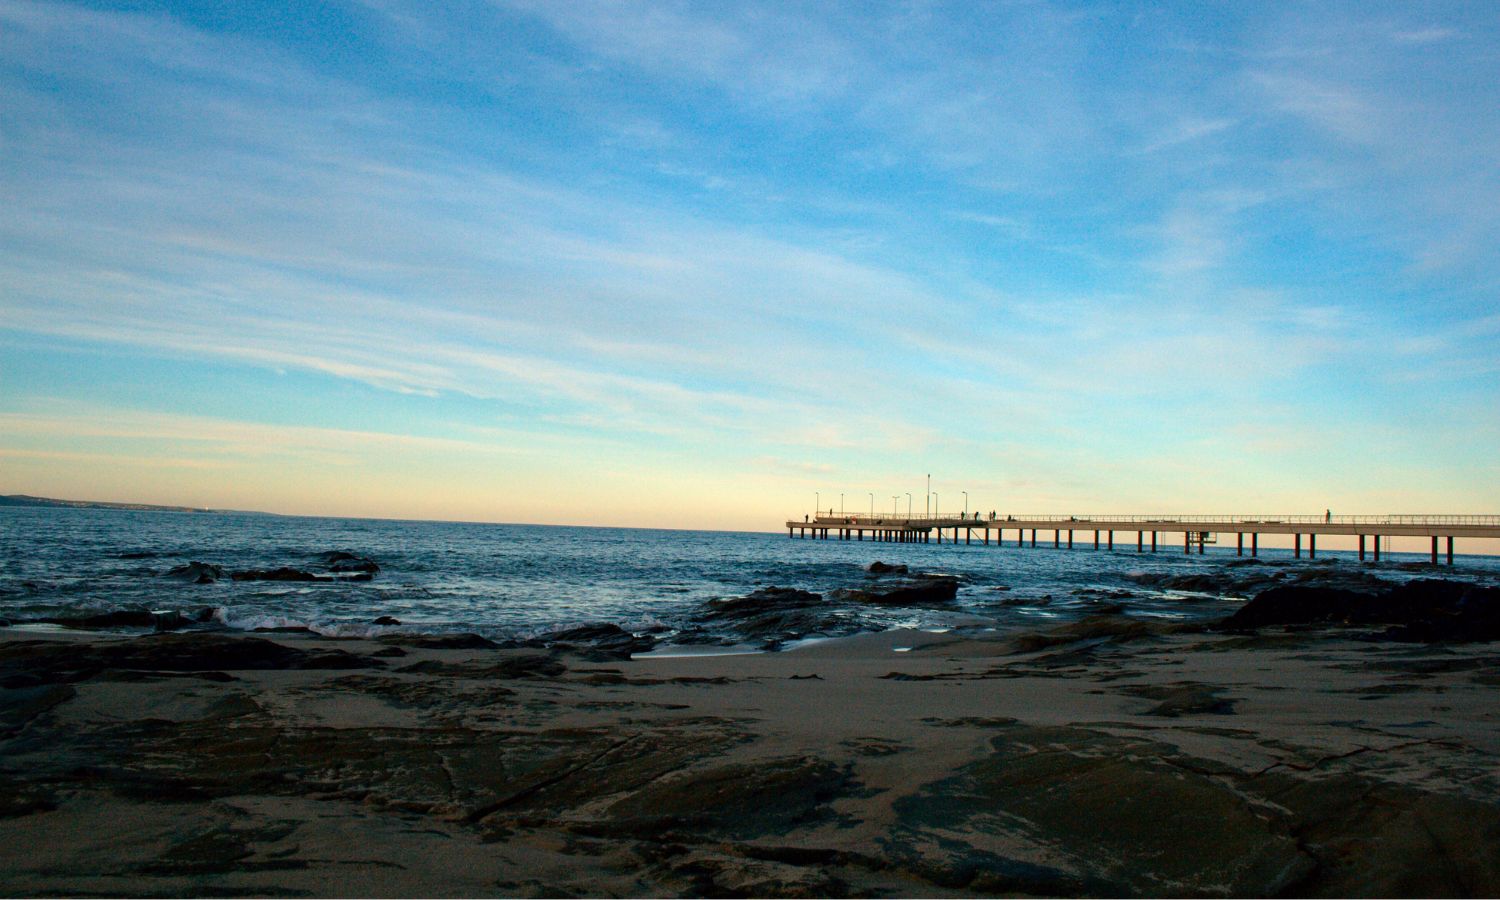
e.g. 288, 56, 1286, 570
4, 613, 1500, 897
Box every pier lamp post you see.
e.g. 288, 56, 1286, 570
869, 493, 874, 516
892, 496, 898, 516
840, 493, 844, 515
933, 493, 939, 518
963, 491, 968, 519
815, 492, 819, 519
906, 493, 912, 518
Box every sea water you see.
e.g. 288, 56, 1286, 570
2, 506, 1495, 643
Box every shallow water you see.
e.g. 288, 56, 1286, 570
2, 506, 1496, 643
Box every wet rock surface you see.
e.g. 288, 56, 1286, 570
831, 574, 960, 606
162, 562, 224, 584
1223, 578, 1500, 642
694, 587, 843, 648
0, 633, 381, 688
5, 624, 1500, 897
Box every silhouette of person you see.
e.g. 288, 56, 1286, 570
1325, 509, 1331, 523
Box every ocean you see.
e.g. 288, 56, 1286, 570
3, 506, 1496, 646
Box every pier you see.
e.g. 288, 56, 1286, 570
785, 514, 1500, 564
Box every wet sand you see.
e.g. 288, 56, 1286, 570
3, 621, 1500, 896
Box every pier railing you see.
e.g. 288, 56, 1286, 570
994, 514, 1500, 526
806, 513, 1500, 526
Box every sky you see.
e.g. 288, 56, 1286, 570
1, 0, 1498, 531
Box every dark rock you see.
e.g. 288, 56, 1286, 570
1222, 579, 1500, 643
833, 574, 959, 606
396, 654, 565, 679
541, 623, 656, 659
0, 683, 76, 737
322, 551, 380, 574
694, 588, 842, 646
163, 561, 224, 584
1007, 615, 1185, 653
377, 633, 499, 650
371, 646, 407, 658
1123, 682, 1237, 717
231, 567, 322, 582
603, 756, 853, 838
0, 634, 381, 687
889, 726, 1314, 895
372, 616, 401, 626
866, 561, 908, 574
31, 609, 195, 632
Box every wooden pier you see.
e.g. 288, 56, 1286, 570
785, 514, 1500, 564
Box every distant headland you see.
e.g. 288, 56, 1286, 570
0, 494, 218, 514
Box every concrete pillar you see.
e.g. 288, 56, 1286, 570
967, 528, 971, 546
1031, 529, 1037, 548
1251, 533, 1258, 557
1151, 531, 1157, 552
1373, 537, 1380, 561
1184, 531, 1190, 554
1432, 536, 1439, 565
1358, 534, 1364, 560
1108, 530, 1114, 551
1054, 530, 1060, 548
1137, 531, 1143, 552
1068, 530, 1074, 549
1295, 534, 1302, 558
1237, 533, 1243, 556
937, 528, 942, 544
1448, 536, 1454, 565
1094, 530, 1100, 550
1309, 534, 1316, 559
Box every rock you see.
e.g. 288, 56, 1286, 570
163, 562, 224, 584
1221, 579, 1500, 643
866, 561, 908, 574
0, 634, 382, 687
1123, 682, 1237, 717
833, 574, 959, 606
1007, 615, 1185, 653
31, 609, 195, 632
372, 616, 401, 626
396, 654, 565, 679
371, 646, 407, 658
230, 567, 322, 582
603, 756, 853, 838
321, 551, 380, 574
377, 633, 499, 650
694, 588, 842, 646
541, 623, 656, 659
0, 683, 75, 737
889, 726, 1316, 896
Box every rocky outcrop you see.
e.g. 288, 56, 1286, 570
832, 574, 959, 606
321, 551, 380, 574
694, 588, 839, 648
1222, 579, 1500, 642
528, 623, 656, 659
0, 633, 382, 688
865, 561, 908, 574
163, 562, 224, 584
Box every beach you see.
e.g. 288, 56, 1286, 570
5, 614, 1500, 897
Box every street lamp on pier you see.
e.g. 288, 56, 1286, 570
906, 493, 912, 517
815, 492, 819, 519
868, 493, 874, 516
963, 491, 968, 519
933, 493, 939, 518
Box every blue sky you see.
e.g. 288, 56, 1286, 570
1, 0, 1497, 529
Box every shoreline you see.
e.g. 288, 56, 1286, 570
4, 615, 1500, 896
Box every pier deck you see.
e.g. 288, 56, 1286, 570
785, 514, 1500, 563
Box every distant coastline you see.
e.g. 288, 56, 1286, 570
0, 494, 219, 514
